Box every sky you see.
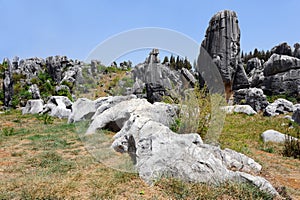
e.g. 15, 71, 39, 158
1, 0, 299, 65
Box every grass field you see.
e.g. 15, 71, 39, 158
0, 110, 299, 199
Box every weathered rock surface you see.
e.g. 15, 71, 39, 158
110, 115, 278, 196
264, 98, 294, 116
86, 98, 177, 134
292, 108, 300, 125
131, 49, 194, 103
221, 105, 257, 115
3, 58, 14, 108
22, 99, 44, 114
198, 10, 249, 101
246, 58, 265, 88
75, 94, 278, 196
263, 54, 300, 76
42, 96, 72, 119
262, 54, 300, 96
68, 95, 137, 123
261, 129, 297, 143
234, 88, 269, 112
29, 84, 41, 99
294, 43, 300, 59
270, 42, 292, 56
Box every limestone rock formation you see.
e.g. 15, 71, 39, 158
294, 43, 300, 59
262, 54, 300, 96
198, 10, 249, 101
68, 95, 137, 123
270, 42, 292, 56
86, 98, 178, 134
264, 98, 294, 117
234, 88, 269, 112
131, 49, 195, 103
29, 84, 41, 99
261, 129, 297, 143
221, 105, 257, 115
2, 58, 14, 108
246, 58, 265, 88
42, 96, 73, 119
73, 96, 278, 196
292, 108, 300, 125
22, 99, 44, 114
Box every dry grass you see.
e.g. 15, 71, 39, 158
0, 110, 299, 199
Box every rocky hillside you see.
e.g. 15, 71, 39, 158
0, 9, 299, 199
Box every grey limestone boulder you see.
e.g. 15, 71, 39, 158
110, 115, 278, 196
270, 42, 292, 56
29, 84, 41, 99
68, 95, 137, 123
261, 129, 297, 143
86, 98, 177, 134
263, 54, 300, 77
264, 98, 294, 117
22, 99, 44, 114
221, 105, 257, 115
42, 96, 72, 119
234, 88, 269, 112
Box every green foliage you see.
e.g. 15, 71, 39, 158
243, 49, 271, 63
267, 94, 298, 104
174, 84, 211, 139
36, 114, 54, 124
12, 73, 26, 82
61, 80, 73, 90
56, 88, 73, 101
170, 118, 181, 132
165, 55, 192, 70
1, 127, 15, 136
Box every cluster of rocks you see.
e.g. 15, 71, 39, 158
1, 55, 89, 108
68, 96, 277, 196
130, 49, 196, 103
22, 96, 73, 119
196, 10, 299, 118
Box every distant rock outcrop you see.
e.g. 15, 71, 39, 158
234, 88, 269, 112
270, 42, 292, 56
262, 54, 300, 96
2, 58, 13, 108
131, 49, 196, 103
198, 10, 249, 101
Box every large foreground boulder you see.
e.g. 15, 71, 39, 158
110, 115, 278, 196
81, 97, 278, 196
68, 95, 137, 123
86, 98, 178, 134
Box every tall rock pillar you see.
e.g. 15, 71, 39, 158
2, 58, 14, 108
198, 10, 249, 101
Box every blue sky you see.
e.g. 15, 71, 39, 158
1, 0, 299, 65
